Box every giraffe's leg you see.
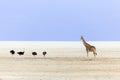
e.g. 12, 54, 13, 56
95, 53, 97, 55
93, 53, 96, 60
93, 50, 97, 60
86, 48, 89, 58
91, 48, 97, 60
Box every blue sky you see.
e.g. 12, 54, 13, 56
0, 0, 120, 41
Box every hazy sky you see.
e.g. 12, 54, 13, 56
0, 0, 120, 41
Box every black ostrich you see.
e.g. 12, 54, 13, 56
17, 51, 25, 56
42, 51, 47, 58
32, 52, 37, 56
17, 48, 25, 56
10, 50, 15, 55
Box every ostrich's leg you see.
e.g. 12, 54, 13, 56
44, 55, 46, 59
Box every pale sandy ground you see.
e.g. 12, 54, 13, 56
0, 41, 119, 80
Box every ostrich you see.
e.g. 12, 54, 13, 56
42, 51, 47, 58
32, 52, 37, 56
17, 48, 25, 56
81, 36, 97, 59
10, 50, 15, 55
17, 51, 25, 56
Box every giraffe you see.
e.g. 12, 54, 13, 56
81, 36, 97, 59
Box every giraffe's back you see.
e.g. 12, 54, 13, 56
89, 46, 96, 52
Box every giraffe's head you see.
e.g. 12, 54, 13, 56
81, 36, 84, 40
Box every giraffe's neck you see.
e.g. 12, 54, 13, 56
81, 37, 90, 47
81, 38, 87, 45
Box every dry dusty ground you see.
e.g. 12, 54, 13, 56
0, 56, 119, 80
0, 41, 119, 80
